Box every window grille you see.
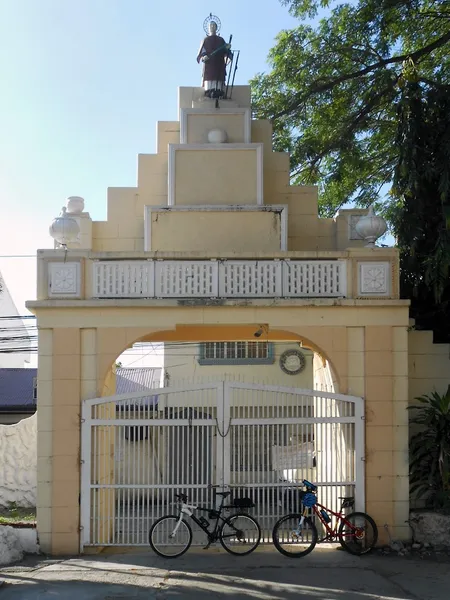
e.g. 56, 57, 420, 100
199, 342, 275, 365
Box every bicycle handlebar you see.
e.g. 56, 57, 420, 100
302, 479, 318, 492
175, 493, 188, 503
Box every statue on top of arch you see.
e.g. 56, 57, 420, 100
196, 14, 233, 99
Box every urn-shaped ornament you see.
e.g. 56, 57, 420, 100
49, 207, 80, 246
66, 196, 85, 214
207, 128, 228, 143
355, 206, 387, 247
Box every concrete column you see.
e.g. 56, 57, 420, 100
36, 328, 53, 553
392, 326, 410, 541
51, 328, 81, 555
81, 329, 97, 401
364, 326, 395, 546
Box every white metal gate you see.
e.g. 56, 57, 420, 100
80, 382, 364, 549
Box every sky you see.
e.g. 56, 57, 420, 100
0, 0, 303, 318
0, 0, 393, 350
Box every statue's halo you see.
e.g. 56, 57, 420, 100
203, 13, 221, 35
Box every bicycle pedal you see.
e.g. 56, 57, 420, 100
203, 542, 212, 550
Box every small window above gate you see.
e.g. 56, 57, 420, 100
198, 342, 275, 365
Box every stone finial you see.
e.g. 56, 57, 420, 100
207, 128, 228, 143
355, 206, 388, 247
66, 196, 85, 214
49, 207, 80, 246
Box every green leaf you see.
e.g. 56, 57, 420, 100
252, 0, 450, 342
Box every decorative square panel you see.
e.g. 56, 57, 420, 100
48, 262, 81, 297
349, 214, 364, 240
358, 262, 390, 296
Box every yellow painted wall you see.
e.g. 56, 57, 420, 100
178, 86, 252, 110
173, 148, 258, 205
157, 121, 180, 154
408, 330, 450, 403
137, 155, 168, 201
50, 328, 81, 555
164, 342, 314, 388
84, 89, 373, 253
149, 210, 282, 252
31, 302, 415, 552
36, 329, 53, 553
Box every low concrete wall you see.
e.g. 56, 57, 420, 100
0, 413, 37, 508
410, 512, 450, 548
0, 526, 39, 565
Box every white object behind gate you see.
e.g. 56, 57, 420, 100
80, 382, 364, 549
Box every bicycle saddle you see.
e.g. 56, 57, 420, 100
338, 496, 354, 501
216, 491, 231, 497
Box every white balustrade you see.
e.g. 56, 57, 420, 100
53, 259, 348, 299
282, 260, 347, 297
154, 261, 218, 297
219, 260, 282, 297
93, 260, 154, 298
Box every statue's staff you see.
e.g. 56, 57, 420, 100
201, 35, 232, 62
226, 50, 240, 100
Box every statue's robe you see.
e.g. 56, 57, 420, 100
197, 34, 231, 92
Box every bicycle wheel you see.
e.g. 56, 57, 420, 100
338, 512, 378, 555
149, 515, 193, 558
272, 514, 318, 558
219, 513, 261, 556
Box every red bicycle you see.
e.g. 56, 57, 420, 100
272, 480, 378, 557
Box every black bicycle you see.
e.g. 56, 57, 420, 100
149, 488, 261, 558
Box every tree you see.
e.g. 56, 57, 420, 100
251, 0, 450, 216
391, 82, 450, 341
251, 0, 450, 340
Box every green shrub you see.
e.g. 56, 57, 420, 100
409, 385, 450, 512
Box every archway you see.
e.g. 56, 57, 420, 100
81, 324, 363, 549
98, 324, 342, 397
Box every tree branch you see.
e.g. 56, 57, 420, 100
272, 30, 450, 120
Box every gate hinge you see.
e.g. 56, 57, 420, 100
361, 456, 366, 462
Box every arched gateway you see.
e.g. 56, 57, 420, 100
27, 19, 410, 554
80, 379, 364, 547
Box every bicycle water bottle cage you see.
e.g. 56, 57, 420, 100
302, 479, 317, 492
302, 492, 317, 507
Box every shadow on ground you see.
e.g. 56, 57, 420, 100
0, 547, 448, 599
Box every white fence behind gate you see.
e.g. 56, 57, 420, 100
80, 382, 364, 548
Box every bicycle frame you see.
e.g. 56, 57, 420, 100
170, 495, 239, 546
311, 501, 358, 543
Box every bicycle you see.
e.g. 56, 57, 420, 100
149, 487, 262, 558
272, 479, 378, 558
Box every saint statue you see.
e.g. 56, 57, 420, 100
197, 14, 232, 98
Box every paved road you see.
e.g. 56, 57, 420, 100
0, 547, 449, 599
